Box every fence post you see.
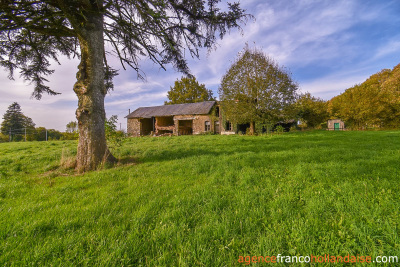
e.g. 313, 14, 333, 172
46, 129, 48, 141
9, 128, 11, 142
25, 127, 26, 142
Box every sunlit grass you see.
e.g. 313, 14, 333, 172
0, 131, 399, 265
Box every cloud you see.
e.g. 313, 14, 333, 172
299, 74, 367, 100
246, 1, 360, 64
373, 39, 400, 59
181, 0, 376, 91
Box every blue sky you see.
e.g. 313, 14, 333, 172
1, 0, 400, 131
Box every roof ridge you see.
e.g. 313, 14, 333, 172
125, 101, 216, 118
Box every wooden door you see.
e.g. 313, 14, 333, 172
214, 121, 220, 134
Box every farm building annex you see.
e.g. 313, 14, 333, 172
125, 101, 235, 136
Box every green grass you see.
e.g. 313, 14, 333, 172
0, 131, 399, 266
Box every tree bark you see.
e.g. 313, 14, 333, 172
249, 121, 256, 135
73, 13, 115, 173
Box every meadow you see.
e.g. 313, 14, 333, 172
0, 130, 399, 266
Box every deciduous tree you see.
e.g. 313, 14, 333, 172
165, 76, 214, 105
0, 0, 248, 171
295, 92, 329, 128
66, 121, 78, 133
219, 46, 298, 134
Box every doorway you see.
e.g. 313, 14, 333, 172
178, 120, 193, 135
214, 121, 220, 134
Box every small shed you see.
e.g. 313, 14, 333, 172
327, 119, 345, 131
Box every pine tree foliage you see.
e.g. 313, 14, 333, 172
165, 76, 214, 105
1, 102, 36, 138
0, 0, 249, 99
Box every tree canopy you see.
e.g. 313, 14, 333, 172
0, 0, 249, 171
1, 102, 35, 140
66, 121, 78, 133
219, 46, 298, 134
0, 0, 248, 99
165, 76, 214, 105
328, 63, 400, 129
295, 92, 329, 128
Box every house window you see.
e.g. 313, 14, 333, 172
205, 121, 211, 132
225, 121, 232, 131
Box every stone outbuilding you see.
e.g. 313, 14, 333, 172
126, 101, 220, 136
327, 119, 345, 131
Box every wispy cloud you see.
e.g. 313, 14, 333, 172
374, 39, 400, 59
299, 73, 367, 100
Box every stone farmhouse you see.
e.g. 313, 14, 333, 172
126, 101, 232, 136
125, 100, 299, 136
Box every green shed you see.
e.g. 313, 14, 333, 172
327, 119, 345, 131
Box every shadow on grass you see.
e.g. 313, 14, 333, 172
103, 156, 138, 169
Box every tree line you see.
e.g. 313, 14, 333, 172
292, 63, 400, 130
3, 48, 398, 143
165, 48, 400, 132
328, 64, 400, 129
0, 102, 78, 142
0, 102, 127, 146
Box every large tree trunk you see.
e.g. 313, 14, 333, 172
73, 13, 115, 173
249, 121, 256, 135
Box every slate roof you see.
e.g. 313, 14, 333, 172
125, 101, 216, 119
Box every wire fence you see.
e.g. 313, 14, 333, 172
1, 127, 78, 142
1, 111, 129, 142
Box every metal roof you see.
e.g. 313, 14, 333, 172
125, 101, 216, 119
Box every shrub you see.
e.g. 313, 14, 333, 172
105, 115, 126, 152
275, 125, 284, 134
0, 133, 9, 142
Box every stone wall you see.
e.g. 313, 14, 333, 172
220, 120, 235, 135
127, 118, 141, 136
174, 115, 214, 135
193, 115, 213, 134
127, 108, 222, 137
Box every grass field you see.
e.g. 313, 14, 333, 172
0, 130, 399, 266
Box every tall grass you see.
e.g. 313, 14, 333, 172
0, 131, 399, 265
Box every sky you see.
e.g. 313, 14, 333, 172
1, 0, 400, 132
